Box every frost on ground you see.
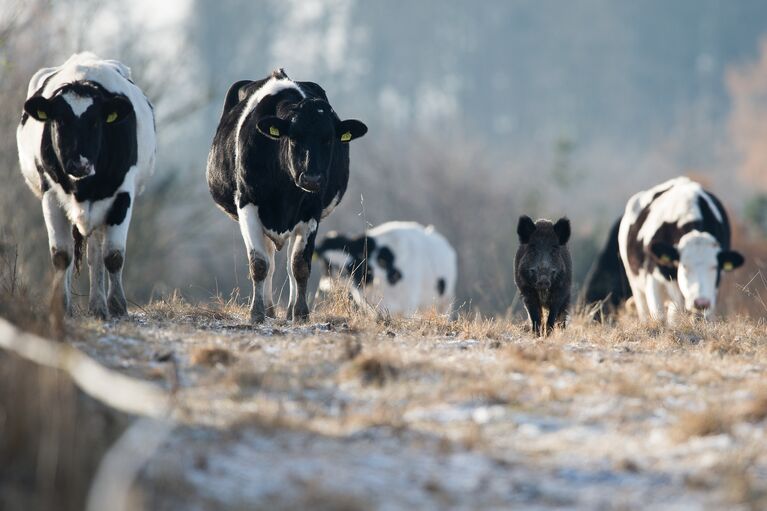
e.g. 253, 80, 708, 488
66, 301, 767, 511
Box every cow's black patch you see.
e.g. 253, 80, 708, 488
106, 192, 131, 225
581, 217, 632, 317
376, 246, 402, 285
104, 250, 123, 273
437, 278, 446, 296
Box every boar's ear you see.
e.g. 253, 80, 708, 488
553, 217, 570, 245
648, 242, 679, 268
517, 215, 536, 244
718, 250, 744, 272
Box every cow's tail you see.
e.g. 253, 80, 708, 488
72, 226, 85, 275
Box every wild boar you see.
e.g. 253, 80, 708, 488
514, 215, 572, 336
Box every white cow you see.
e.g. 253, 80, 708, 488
315, 221, 458, 316
618, 177, 744, 324
17, 52, 156, 317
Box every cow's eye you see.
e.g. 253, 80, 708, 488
323, 138, 332, 146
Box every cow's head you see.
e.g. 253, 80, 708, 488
649, 231, 744, 315
315, 232, 375, 287
24, 82, 133, 179
256, 98, 367, 193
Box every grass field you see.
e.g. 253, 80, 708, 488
4, 288, 766, 510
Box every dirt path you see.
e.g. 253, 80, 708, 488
68, 308, 767, 510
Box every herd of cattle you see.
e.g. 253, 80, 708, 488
15, 53, 746, 334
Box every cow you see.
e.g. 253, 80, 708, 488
618, 176, 744, 324
16, 52, 156, 318
315, 221, 457, 316
514, 216, 572, 336
206, 69, 367, 323
581, 217, 632, 320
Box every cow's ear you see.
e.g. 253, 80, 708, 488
718, 250, 744, 272
103, 96, 133, 124
553, 217, 571, 245
257, 117, 290, 139
648, 242, 679, 267
517, 215, 536, 244
24, 96, 54, 122
337, 119, 367, 142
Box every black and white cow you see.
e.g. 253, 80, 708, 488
315, 221, 457, 316
16, 53, 156, 318
206, 69, 367, 323
618, 177, 744, 324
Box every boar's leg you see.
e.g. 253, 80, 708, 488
522, 293, 543, 336
545, 295, 570, 336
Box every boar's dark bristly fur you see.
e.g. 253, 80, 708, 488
514, 215, 572, 336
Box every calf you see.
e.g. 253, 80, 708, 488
16, 53, 156, 318
315, 221, 457, 316
618, 177, 744, 324
206, 69, 367, 323
515, 216, 572, 336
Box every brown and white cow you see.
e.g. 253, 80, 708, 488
618, 177, 744, 324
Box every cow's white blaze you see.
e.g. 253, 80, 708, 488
61, 92, 93, 117
675, 231, 721, 314
234, 75, 305, 172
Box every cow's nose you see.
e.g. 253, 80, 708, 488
298, 173, 322, 191
694, 298, 711, 311
538, 277, 551, 289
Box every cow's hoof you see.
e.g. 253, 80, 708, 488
89, 300, 109, 320
265, 302, 276, 319
108, 294, 128, 317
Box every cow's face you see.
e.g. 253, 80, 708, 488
24, 85, 133, 179
257, 99, 367, 193
649, 231, 744, 315
315, 233, 375, 287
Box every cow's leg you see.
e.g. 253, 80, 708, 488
665, 284, 685, 325
42, 191, 74, 314
285, 236, 296, 321
237, 203, 269, 324
287, 220, 318, 322
627, 276, 648, 321
644, 278, 666, 323
87, 228, 108, 319
263, 237, 276, 318
103, 193, 134, 317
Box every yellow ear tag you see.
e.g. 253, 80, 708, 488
340, 131, 352, 142
312, 252, 318, 262
659, 255, 671, 265
723, 262, 734, 271
37, 110, 47, 120
106, 112, 118, 123
269, 126, 280, 137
